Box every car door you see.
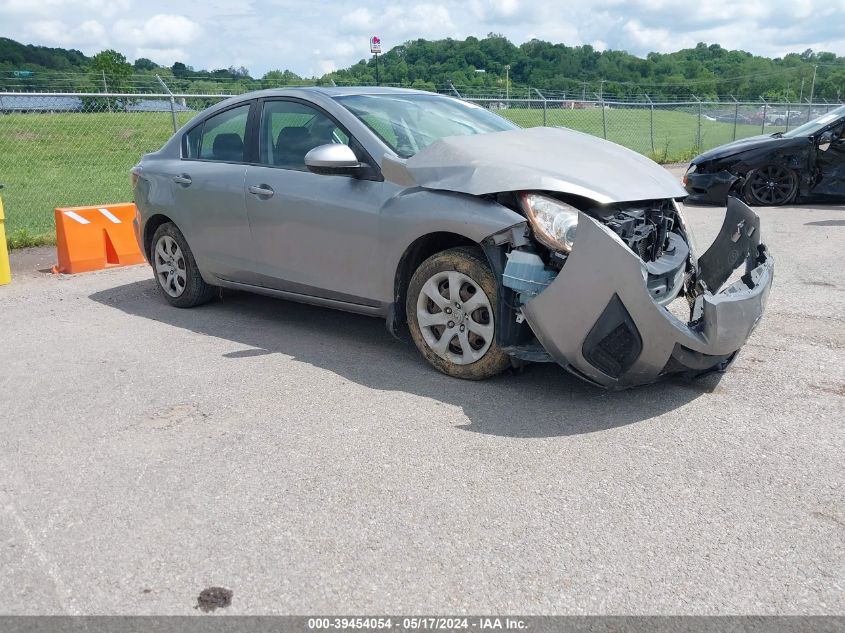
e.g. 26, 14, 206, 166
244, 98, 387, 306
812, 122, 845, 198
174, 101, 257, 283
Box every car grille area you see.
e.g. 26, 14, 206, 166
604, 201, 676, 263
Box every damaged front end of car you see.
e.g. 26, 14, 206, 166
383, 126, 773, 389
496, 196, 772, 389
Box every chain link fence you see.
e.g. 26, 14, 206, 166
0, 92, 228, 245
464, 97, 839, 161
0, 90, 840, 246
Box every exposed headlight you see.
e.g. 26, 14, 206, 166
518, 192, 579, 253
683, 163, 696, 186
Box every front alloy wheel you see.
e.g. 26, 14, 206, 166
744, 165, 798, 206
406, 247, 510, 380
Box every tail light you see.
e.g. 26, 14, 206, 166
130, 166, 142, 190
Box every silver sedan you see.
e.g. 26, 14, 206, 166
131, 87, 772, 389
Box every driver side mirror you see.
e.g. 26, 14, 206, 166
304, 144, 361, 176
818, 131, 834, 152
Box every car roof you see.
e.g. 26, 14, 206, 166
228, 86, 442, 100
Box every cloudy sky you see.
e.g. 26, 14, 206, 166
1, 0, 844, 77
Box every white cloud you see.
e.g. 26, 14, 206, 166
113, 14, 202, 48
316, 59, 338, 75
24, 19, 106, 48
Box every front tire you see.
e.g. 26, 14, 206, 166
406, 246, 510, 380
150, 222, 215, 308
744, 164, 798, 206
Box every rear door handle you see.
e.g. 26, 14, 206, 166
248, 184, 274, 198
173, 174, 192, 186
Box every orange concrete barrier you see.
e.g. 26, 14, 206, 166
52, 203, 145, 274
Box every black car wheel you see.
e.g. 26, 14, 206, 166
744, 164, 798, 206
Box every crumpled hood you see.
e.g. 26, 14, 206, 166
381, 126, 688, 204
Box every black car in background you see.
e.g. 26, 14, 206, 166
685, 105, 845, 205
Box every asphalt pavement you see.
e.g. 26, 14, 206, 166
1, 172, 843, 614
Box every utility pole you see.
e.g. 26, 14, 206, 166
505, 64, 510, 101
809, 64, 818, 104
102, 70, 111, 113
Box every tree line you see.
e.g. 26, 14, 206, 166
2, 34, 844, 101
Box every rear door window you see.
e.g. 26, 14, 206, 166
184, 103, 251, 162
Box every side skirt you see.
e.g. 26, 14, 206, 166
211, 277, 388, 318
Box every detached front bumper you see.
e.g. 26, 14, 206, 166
684, 169, 739, 205
522, 197, 773, 389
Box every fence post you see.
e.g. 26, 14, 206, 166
759, 96, 768, 135
645, 94, 655, 153
156, 74, 178, 133
785, 98, 791, 131
692, 94, 701, 149
534, 88, 547, 126
101, 70, 112, 113
597, 87, 608, 140
731, 95, 739, 141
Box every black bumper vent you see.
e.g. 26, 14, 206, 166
582, 294, 643, 379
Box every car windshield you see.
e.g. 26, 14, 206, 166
335, 93, 517, 157
783, 105, 845, 138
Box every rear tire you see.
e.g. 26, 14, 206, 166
406, 246, 510, 380
150, 222, 215, 308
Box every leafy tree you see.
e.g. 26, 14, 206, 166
91, 49, 131, 90
133, 57, 157, 71
171, 61, 189, 78
2, 34, 845, 101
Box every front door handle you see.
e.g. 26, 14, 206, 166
173, 174, 192, 186
248, 184, 274, 198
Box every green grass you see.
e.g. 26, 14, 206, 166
0, 107, 768, 248
0, 110, 196, 246
496, 106, 768, 162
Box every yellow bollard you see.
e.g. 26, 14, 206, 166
0, 185, 10, 285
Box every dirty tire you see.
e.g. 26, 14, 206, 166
743, 164, 798, 206
150, 222, 215, 308
406, 246, 510, 380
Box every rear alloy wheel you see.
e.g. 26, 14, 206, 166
151, 222, 215, 308
406, 247, 510, 380
744, 164, 798, 206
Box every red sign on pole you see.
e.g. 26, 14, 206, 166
370, 36, 382, 54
